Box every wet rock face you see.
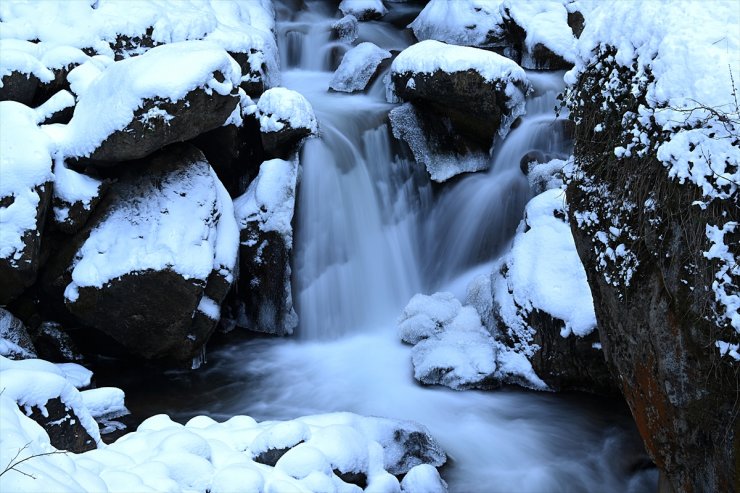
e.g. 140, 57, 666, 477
524, 309, 615, 395
566, 52, 738, 492
0, 71, 40, 105
26, 397, 97, 453
392, 69, 511, 146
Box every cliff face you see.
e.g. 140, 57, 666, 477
566, 48, 739, 492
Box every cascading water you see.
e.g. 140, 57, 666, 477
105, 2, 658, 491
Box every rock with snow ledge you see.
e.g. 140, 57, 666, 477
251, 87, 318, 159
44, 145, 238, 364
339, 0, 388, 21
487, 187, 613, 393
233, 158, 299, 336
0, 101, 53, 304
330, 42, 391, 93
61, 41, 241, 163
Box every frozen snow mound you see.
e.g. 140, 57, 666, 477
0, 405, 446, 493
339, 0, 388, 21
0, 101, 53, 304
60, 40, 242, 163
234, 159, 300, 336
398, 292, 547, 391
329, 42, 391, 93
61, 145, 238, 363
409, 0, 505, 48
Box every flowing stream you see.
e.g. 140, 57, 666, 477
98, 2, 658, 491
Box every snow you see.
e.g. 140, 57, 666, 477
234, 158, 299, 239
398, 292, 547, 390
704, 222, 739, 334
409, 0, 505, 48
339, 0, 388, 20
0, 309, 36, 360
51, 156, 103, 223
34, 89, 76, 123
80, 387, 128, 420
401, 464, 447, 493
64, 153, 238, 299
329, 42, 391, 93
61, 41, 241, 159
54, 363, 92, 389
197, 296, 221, 321
0, 356, 102, 446
0, 405, 445, 493
252, 87, 318, 134
0, 101, 53, 262
392, 39, 527, 86
495, 189, 597, 338
503, 1, 577, 63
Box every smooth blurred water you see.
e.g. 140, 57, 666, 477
101, 1, 658, 491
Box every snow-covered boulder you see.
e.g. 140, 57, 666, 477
398, 292, 547, 391
329, 42, 391, 93
61, 41, 242, 163
390, 40, 529, 181
0, 308, 36, 360
0, 101, 53, 304
339, 0, 388, 21
251, 87, 318, 159
45, 145, 238, 364
50, 160, 106, 234
408, 0, 506, 49
233, 158, 299, 336
488, 187, 612, 393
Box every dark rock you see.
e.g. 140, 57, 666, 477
0, 183, 52, 305
254, 446, 295, 467
192, 118, 265, 197
111, 27, 160, 60
340, 1, 387, 21
519, 150, 546, 175
51, 173, 108, 235
389, 429, 446, 476
0, 71, 39, 105
261, 126, 312, 161
26, 397, 97, 453
32, 321, 84, 363
567, 10, 586, 39
229, 50, 272, 98
82, 87, 239, 164
525, 309, 616, 395
0, 308, 37, 359
334, 469, 367, 489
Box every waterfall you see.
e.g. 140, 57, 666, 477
107, 3, 657, 491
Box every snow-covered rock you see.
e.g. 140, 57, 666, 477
409, 0, 505, 48
250, 87, 318, 158
329, 42, 391, 93
61, 41, 242, 163
390, 40, 529, 181
50, 159, 106, 234
0, 101, 53, 304
339, 0, 388, 21
332, 15, 360, 43
234, 158, 299, 336
49, 145, 238, 363
398, 292, 546, 391
0, 308, 36, 360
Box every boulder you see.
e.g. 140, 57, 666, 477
233, 158, 299, 336
26, 397, 97, 453
329, 42, 391, 93
43, 145, 238, 364
62, 41, 242, 164
331, 15, 359, 43
0, 101, 54, 304
50, 162, 106, 235
0, 308, 37, 360
389, 40, 529, 181
339, 0, 388, 21
251, 87, 317, 159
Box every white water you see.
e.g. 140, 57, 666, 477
124, 2, 658, 491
